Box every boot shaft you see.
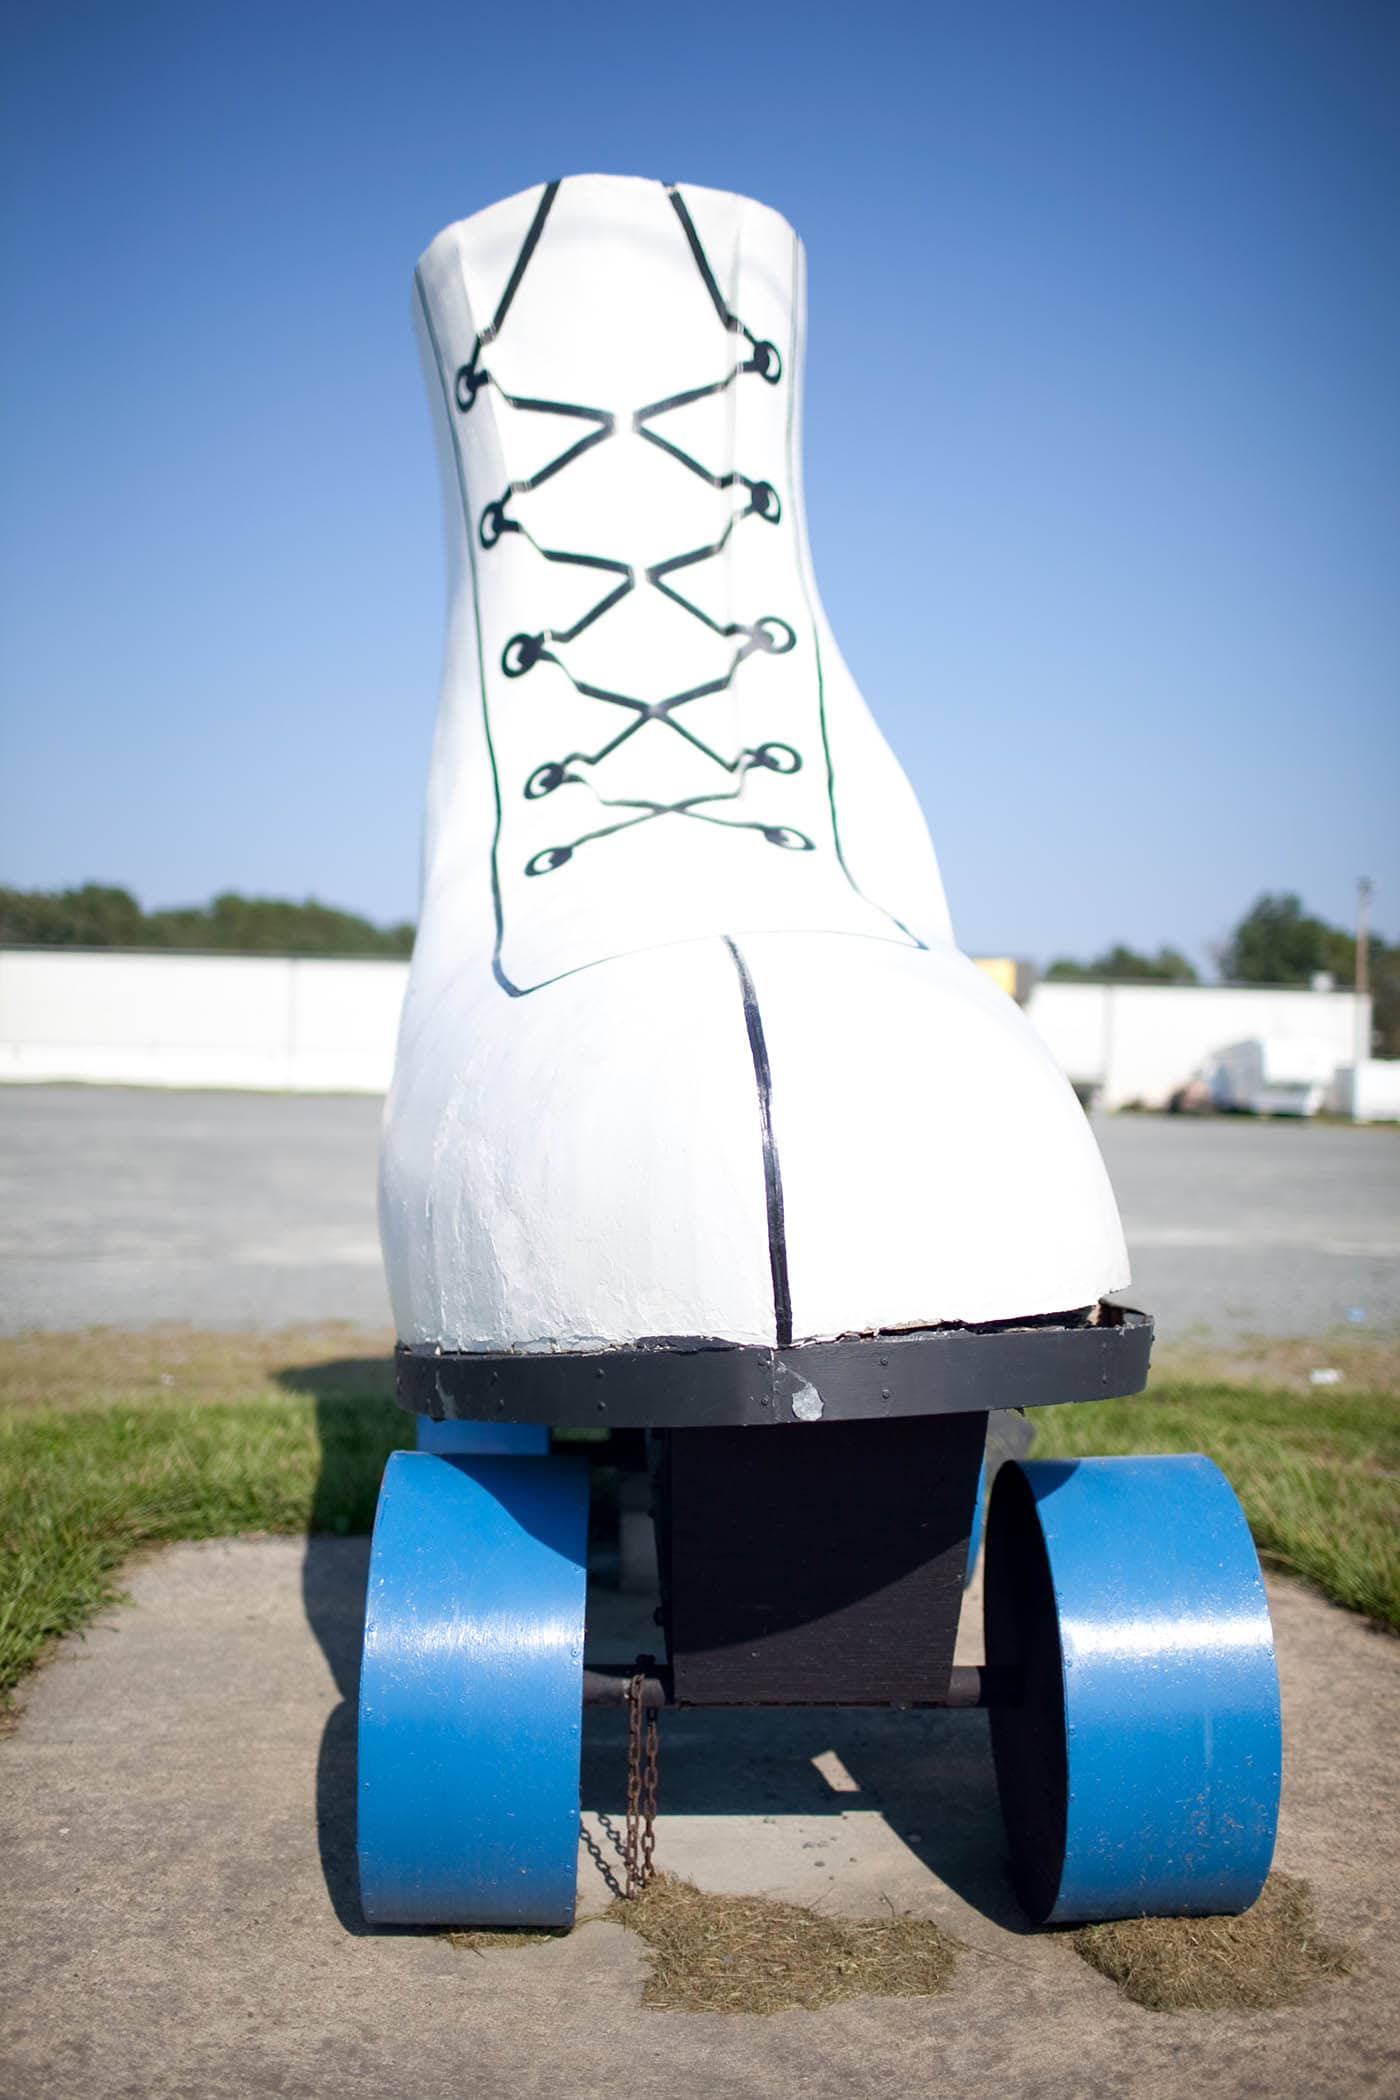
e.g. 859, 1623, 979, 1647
414, 175, 949, 995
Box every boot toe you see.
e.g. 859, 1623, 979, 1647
380, 931, 1128, 1351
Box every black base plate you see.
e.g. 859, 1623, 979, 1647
396, 1302, 1152, 1429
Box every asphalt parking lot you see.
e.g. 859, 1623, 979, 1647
0, 1084, 1395, 1339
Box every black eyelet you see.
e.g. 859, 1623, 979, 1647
751, 742, 801, 775
454, 359, 486, 412
503, 633, 545, 678
747, 339, 782, 384
526, 844, 574, 876
753, 616, 796, 655
525, 762, 569, 800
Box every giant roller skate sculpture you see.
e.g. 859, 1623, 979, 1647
360, 176, 1281, 1931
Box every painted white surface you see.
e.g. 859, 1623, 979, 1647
413, 178, 952, 996
0, 949, 405, 1093
744, 932, 1127, 1336
381, 937, 780, 1346
1026, 980, 1369, 1112
384, 176, 1130, 1349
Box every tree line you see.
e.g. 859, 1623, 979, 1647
0, 882, 1392, 1054
0, 885, 414, 959
1047, 893, 1396, 1056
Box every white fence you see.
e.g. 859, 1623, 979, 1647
0, 949, 407, 1093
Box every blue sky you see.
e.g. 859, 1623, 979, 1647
2, 0, 1396, 966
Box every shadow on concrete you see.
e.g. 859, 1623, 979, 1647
274, 1354, 1033, 1938
300, 1535, 374, 1935
274, 1354, 419, 1936
579, 1701, 1032, 1934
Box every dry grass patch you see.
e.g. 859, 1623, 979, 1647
0, 1323, 394, 1413
1152, 1332, 1400, 1395
445, 1926, 568, 1954
601, 1874, 961, 2014
1070, 1872, 1354, 2012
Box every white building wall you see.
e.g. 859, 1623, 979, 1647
1026, 979, 1369, 1111
1331, 1060, 1400, 1124
0, 950, 408, 1093
0, 949, 1376, 1111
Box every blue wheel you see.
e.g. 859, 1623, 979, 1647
984, 1454, 1281, 1926
357, 1450, 589, 1928
414, 1416, 549, 1455
963, 1456, 987, 1587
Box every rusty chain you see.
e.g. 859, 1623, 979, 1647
624, 1655, 659, 1898
640, 1695, 659, 1889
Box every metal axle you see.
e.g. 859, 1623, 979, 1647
580, 1662, 1020, 1710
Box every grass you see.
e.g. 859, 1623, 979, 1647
449, 1874, 1352, 2021
446, 1926, 569, 1954
1030, 1346, 1400, 1629
0, 1325, 1396, 1706
0, 1325, 406, 1699
444, 1878, 963, 2015
0, 1323, 398, 1416
600, 1875, 962, 2014
1070, 1872, 1354, 2012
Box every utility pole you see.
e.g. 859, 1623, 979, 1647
1353, 877, 1373, 1120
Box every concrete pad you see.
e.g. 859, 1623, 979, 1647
1, 1540, 1396, 2100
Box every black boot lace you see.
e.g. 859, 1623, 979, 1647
428, 181, 812, 877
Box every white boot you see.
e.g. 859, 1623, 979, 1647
380, 175, 1128, 1352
